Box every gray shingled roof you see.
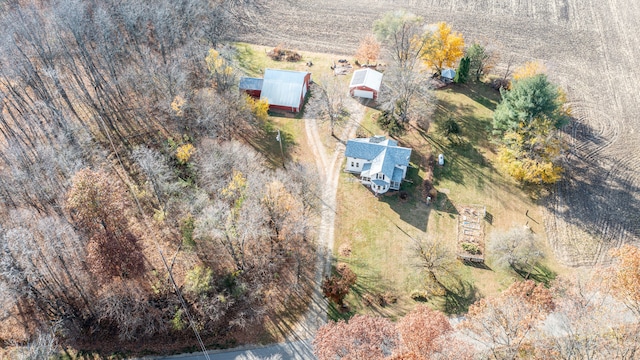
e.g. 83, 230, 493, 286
260, 69, 309, 108
345, 137, 411, 180
349, 68, 383, 91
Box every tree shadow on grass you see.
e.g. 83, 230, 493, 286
328, 302, 356, 322
453, 82, 501, 112
377, 164, 430, 231
246, 125, 296, 169
462, 259, 492, 271
433, 191, 458, 215
429, 278, 479, 315
513, 263, 557, 287
334, 257, 414, 321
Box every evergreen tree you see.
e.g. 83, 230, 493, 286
454, 57, 470, 83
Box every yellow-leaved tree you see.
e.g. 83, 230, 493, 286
497, 118, 565, 184
512, 61, 547, 81
610, 245, 640, 317
171, 95, 186, 117
176, 143, 195, 165
245, 96, 269, 123
493, 74, 568, 185
205, 48, 235, 92
421, 22, 465, 73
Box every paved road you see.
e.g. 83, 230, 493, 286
150, 340, 315, 360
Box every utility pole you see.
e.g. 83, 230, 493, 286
276, 129, 286, 169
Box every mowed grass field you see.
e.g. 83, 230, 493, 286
231, 42, 573, 319
333, 82, 573, 319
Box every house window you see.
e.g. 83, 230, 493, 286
351, 162, 354, 167
356, 162, 359, 167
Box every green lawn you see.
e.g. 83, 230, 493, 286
234, 42, 340, 78
333, 82, 571, 319
231, 42, 571, 319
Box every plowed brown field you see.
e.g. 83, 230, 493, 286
241, 0, 640, 266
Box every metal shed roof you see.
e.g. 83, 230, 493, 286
260, 69, 309, 109
441, 68, 456, 80
349, 68, 383, 91
239, 77, 263, 91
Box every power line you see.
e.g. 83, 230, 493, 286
100, 114, 211, 359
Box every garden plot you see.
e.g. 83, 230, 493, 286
457, 205, 486, 263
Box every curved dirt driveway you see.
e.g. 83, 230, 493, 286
242, 0, 640, 266
285, 97, 366, 340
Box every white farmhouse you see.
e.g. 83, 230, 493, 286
344, 136, 412, 194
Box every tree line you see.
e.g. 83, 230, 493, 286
0, 0, 321, 355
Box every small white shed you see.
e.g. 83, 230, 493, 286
349, 68, 383, 100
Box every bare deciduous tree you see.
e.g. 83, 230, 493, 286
410, 236, 457, 295
355, 35, 381, 65
133, 146, 181, 207
378, 65, 435, 128
463, 280, 554, 359
14, 331, 58, 360
373, 11, 429, 70
488, 226, 544, 278
309, 75, 348, 137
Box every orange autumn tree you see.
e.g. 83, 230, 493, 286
421, 22, 465, 74
396, 306, 452, 355
610, 244, 640, 317
463, 280, 555, 359
394, 305, 473, 359
313, 315, 398, 360
313, 306, 473, 360
513, 60, 547, 81
356, 34, 381, 65
66, 169, 145, 280
322, 263, 357, 307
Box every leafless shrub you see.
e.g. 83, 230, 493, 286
97, 279, 167, 341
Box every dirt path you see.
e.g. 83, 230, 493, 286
288, 97, 365, 340
241, 0, 640, 267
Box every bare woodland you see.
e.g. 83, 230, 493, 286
0, 0, 320, 353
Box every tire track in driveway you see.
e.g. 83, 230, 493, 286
290, 97, 366, 340
304, 117, 329, 179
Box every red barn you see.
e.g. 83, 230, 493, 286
349, 68, 383, 100
239, 69, 311, 113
